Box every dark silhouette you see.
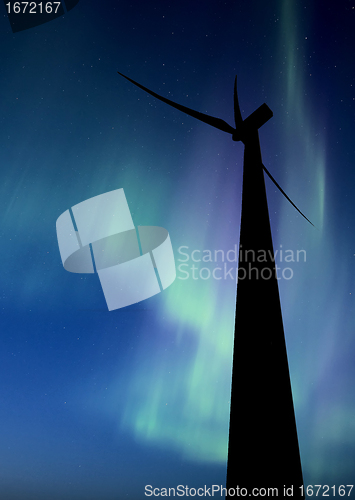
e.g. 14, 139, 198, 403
118, 72, 307, 498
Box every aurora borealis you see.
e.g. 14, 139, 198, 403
0, 1, 355, 498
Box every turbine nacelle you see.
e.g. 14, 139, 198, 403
232, 74, 273, 142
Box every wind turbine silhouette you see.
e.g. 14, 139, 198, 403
118, 72, 308, 497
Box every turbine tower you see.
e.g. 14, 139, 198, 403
118, 72, 308, 498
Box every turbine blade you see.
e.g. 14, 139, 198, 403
234, 75, 243, 130
262, 165, 315, 227
118, 72, 236, 135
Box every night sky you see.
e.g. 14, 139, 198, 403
0, 1, 355, 499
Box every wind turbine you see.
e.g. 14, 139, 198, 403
118, 71, 308, 498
